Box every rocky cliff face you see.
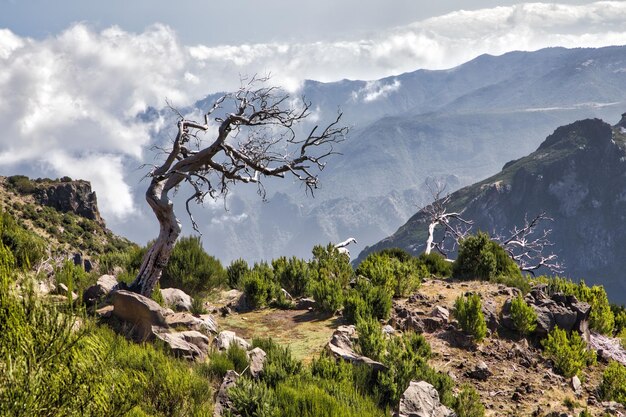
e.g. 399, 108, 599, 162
357, 114, 626, 303
35, 180, 104, 226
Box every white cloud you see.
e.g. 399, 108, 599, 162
0, 2, 625, 221
352, 79, 402, 103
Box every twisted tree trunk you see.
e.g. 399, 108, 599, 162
128, 179, 181, 297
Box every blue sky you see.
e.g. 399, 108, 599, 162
0, 1, 625, 235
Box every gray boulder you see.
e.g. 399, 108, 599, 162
327, 326, 387, 371
165, 312, 218, 335
214, 330, 251, 351
397, 381, 457, 417
153, 330, 210, 360
83, 274, 118, 306
248, 347, 267, 379
214, 370, 240, 417
161, 288, 193, 312
110, 290, 168, 340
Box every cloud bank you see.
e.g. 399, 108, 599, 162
0, 2, 625, 221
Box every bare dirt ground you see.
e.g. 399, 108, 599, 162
213, 280, 625, 416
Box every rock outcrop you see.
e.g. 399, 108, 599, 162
107, 289, 218, 359
501, 285, 590, 336
396, 381, 456, 417
161, 288, 193, 312
83, 274, 118, 307
35, 179, 104, 225
326, 325, 387, 371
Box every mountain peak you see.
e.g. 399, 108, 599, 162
537, 118, 612, 151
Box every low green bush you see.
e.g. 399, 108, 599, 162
161, 236, 227, 294
227, 258, 249, 289
417, 252, 453, 277
242, 262, 277, 309
343, 276, 392, 324
0, 209, 46, 269
252, 338, 302, 388
356, 250, 423, 297
453, 232, 521, 281
54, 259, 93, 294
541, 327, 596, 377
510, 294, 537, 336
598, 361, 626, 405
272, 256, 311, 298
453, 294, 488, 342
204, 344, 249, 380
355, 316, 386, 361
454, 384, 485, 417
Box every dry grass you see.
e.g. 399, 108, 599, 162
218, 307, 342, 363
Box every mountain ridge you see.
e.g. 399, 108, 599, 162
356, 114, 626, 303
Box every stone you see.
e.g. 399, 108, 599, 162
110, 290, 168, 340
481, 299, 499, 331
423, 316, 446, 332
165, 312, 218, 335
153, 330, 210, 360
161, 288, 193, 312
397, 381, 456, 417
571, 375, 582, 394
467, 361, 492, 381
327, 327, 387, 371
214, 330, 251, 351
214, 370, 239, 417
382, 324, 396, 335
83, 274, 118, 306
295, 297, 316, 310
430, 306, 450, 322
248, 347, 267, 379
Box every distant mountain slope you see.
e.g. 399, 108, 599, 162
132, 46, 626, 265
356, 114, 626, 303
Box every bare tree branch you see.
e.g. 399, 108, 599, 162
421, 178, 472, 258
494, 212, 563, 275
128, 77, 348, 296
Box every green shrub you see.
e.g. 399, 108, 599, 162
356, 251, 422, 297
252, 338, 302, 388
598, 361, 626, 405
453, 294, 488, 342
612, 305, 626, 335
453, 232, 521, 281
54, 259, 92, 294
7, 174, 37, 194
0, 209, 46, 269
0, 275, 137, 416
226, 378, 277, 417
242, 262, 277, 309
311, 271, 344, 314
205, 344, 249, 380
417, 252, 453, 277
227, 258, 249, 289
510, 295, 537, 336
373, 332, 452, 408
356, 316, 386, 361
343, 276, 392, 324
161, 236, 226, 294
541, 327, 596, 377
454, 384, 485, 417
272, 256, 311, 298
310, 243, 353, 287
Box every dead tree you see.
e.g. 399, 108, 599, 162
128, 77, 347, 297
496, 212, 563, 275
422, 180, 472, 258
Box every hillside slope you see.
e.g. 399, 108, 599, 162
357, 114, 626, 304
